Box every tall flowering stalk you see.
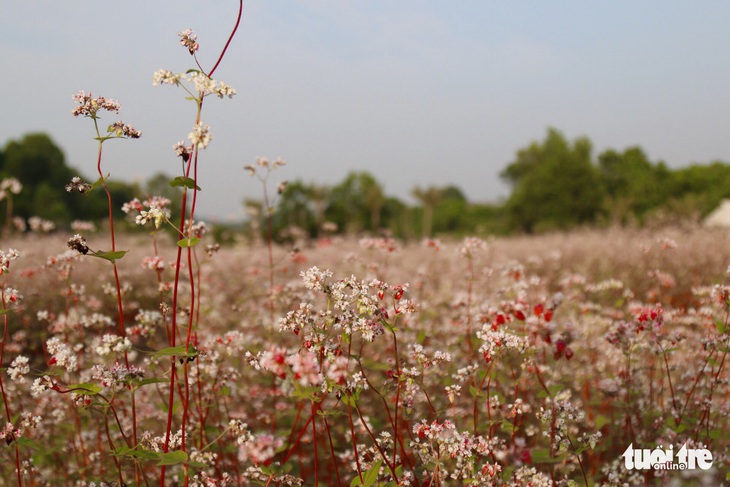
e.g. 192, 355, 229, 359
0, 178, 22, 235
149, 5, 243, 485
0, 249, 22, 486
70, 89, 142, 483
243, 157, 287, 324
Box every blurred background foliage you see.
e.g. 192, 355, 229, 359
3, 129, 730, 240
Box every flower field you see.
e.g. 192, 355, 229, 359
1, 225, 728, 486
2, 6, 729, 485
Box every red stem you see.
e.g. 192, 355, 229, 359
207, 0, 244, 78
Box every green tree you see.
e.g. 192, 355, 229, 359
432, 185, 469, 235
501, 128, 605, 232
2, 133, 75, 222
412, 186, 444, 238
1, 132, 140, 227
597, 147, 671, 223
325, 172, 386, 234
273, 180, 318, 238
668, 162, 730, 218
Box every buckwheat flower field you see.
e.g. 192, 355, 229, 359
2, 3, 729, 486
1, 225, 728, 486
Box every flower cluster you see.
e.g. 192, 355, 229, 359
46, 337, 78, 371
93, 334, 133, 356
67, 234, 90, 255
535, 390, 591, 455
173, 141, 193, 163
28, 216, 55, 233
90, 363, 144, 388
123, 196, 172, 229
0, 177, 22, 201
152, 70, 236, 99
107, 121, 141, 139
189, 122, 211, 149
459, 236, 488, 258
71, 91, 121, 118
410, 419, 498, 482
476, 328, 531, 362
7, 355, 29, 383
178, 28, 199, 54
65, 176, 92, 194
0, 248, 20, 275
243, 157, 286, 177
228, 419, 254, 445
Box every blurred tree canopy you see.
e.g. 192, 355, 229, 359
0, 133, 140, 228
4, 130, 730, 239
501, 128, 605, 232
262, 127, 730, 239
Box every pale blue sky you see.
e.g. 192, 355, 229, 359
2, 1, 730, 221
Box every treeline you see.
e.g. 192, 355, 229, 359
500, 128, 730, 232
2, 130, 730, 239
257, 173, 505, 240
0, 133, 181, 230
263, 128, 730, 238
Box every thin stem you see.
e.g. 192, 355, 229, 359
312, 402, 319, 486
323, 417, 342, 486
207, 0, 244, 78
658, 343, 678, 418
347, 399, 364, 483
566, 433, 589, 487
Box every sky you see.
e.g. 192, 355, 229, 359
2, 1, 730, 222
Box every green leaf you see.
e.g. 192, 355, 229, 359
152, 345, 198, 361
155, 450, 188, 466
68, 382, 102, 395
531, 448, 564, 464
114, 446, 159, 461
536, 384, 564, 399
187, 459, 208, 469
362, 459, 382, 486
89, 250, 127, 263
594, 415, 611, 430
87, 175, 109, 193
177, 237, 200, 248
16, 437, 42, 451
715, 318, 726, 335
134, 377, 168, 387
350, 476, 363, 486
170, 176, 201, 191
500, 419, 515, 435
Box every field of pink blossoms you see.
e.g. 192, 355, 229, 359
3, 5, 729, 485
0, 225, 728, 486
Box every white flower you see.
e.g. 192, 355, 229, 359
152, 69, 182, 86
189, 122, 211, 149
46, 337, 78, 371
213, 80, 236, 98
7, 356, 29, 383
189, 73, 216, 94
135, 207, 169, 229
